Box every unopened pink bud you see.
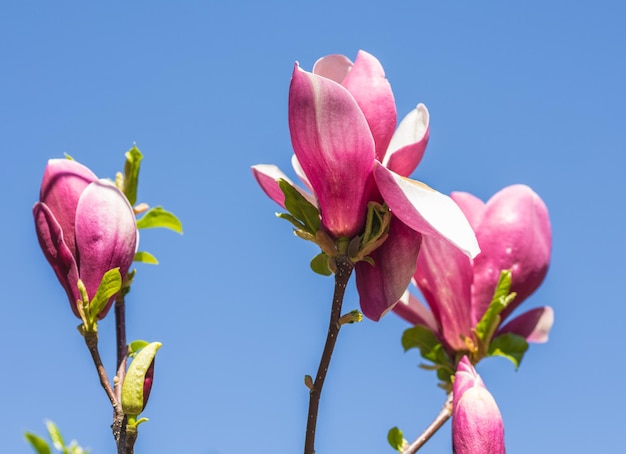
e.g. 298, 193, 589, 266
453, 357, 505, 454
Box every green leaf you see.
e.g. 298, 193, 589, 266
134, 251, 159, 264
24, 433, 51, 454
278, 179, 320, 234
310, 253, 332, 276
45, 420, 64, 450
136, 206, 183, 234
402, 325, 450, 367
387, 427, 405, 452
276, 212, 305, 230
123, 145, 143, 206
128, 339, 150, 357
475, 270, 516, 342
488, 333, 529, 369
89, 268, 122, 321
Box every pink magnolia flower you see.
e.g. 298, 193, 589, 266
252, 51, 479, 321
453, 356, 505, 454
394, 184, 553, 352
33, 159, 137, 319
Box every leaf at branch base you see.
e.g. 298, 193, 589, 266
310, 253, 332, 276
387, 427, 406, 452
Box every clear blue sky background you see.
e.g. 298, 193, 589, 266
2, 1, 624, 453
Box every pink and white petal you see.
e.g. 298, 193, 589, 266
251, 164, 315, 209
355, 217, 422, 321
414, 235, 474, 351
393, 290, 440, 333
33, 202, 82, 317
341, 50, 397, 161
472, 184, 551, 321
75, 180, 138, 317
451, 191, 486, 231
39, 159, 98, 256
383, 104, 430, 177
289, 64, 375, 237
374, 163, 480, 258
498, 306, 554, 343
290, 155, 315, 195
312, 54, 353, 84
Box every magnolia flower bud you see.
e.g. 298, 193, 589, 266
33, 159, 137, 319
453, 357, 505, 454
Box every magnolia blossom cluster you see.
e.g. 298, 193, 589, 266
253, 50, 553, 452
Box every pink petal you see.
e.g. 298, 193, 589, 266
33, 202, 81, 317
75, 180, 138, 318
471, 185, 551, 322
451, 191, 486, 231
373, 163, 480, 258
341, 51, 397, 161
414, 235, 474, 351
251, 164, 291, 209
355, 217, 421, 321
453, 357, 505, 454
251, 164, 316, 209
498, 306, 554, 343
383, 104, 430, 177
289, 63, 375, 238
39, 159, 98, 257
312, 54, 352, 84
392, 290, 439, 334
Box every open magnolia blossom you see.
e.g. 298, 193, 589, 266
33, 159, 138, 319
394, 184, 553, 353
252, 50, 479, 320
453, 357, 505, 454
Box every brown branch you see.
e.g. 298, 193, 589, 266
304, 256, 354, 454
83, 330, 119, 410
402, 393, 453, 454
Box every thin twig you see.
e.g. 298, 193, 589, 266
403, 393, 453, 454
304, 256, 354, 454
83, 330, 119, 411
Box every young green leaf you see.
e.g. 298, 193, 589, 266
475, 270, 516, 343
123, 145, 143, 206
487, 333, 529, 369
387, 427, 405, 452
136, 206, 183, 233
402, 325, 450, 367
134, 251, 159, 264
128, 339, 150, 357
310, 253, 332, 276
278, 179, 320, 234
24, 433, 51, 454
88, 268, 122, 321
45, 420, 64, 450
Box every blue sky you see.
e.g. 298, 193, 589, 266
2, 1, 625, 452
